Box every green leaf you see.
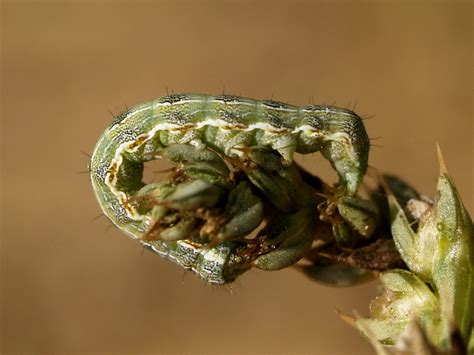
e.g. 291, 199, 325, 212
431, 146, 474, 345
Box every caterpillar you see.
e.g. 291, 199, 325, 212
90, 93, 370, 283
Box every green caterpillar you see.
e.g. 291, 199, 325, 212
90, 93, 370, 283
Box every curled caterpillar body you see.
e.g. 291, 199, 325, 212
90, 93, 370, 283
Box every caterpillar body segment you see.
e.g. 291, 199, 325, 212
141, 240, 251, 285
142, 239, 252, 284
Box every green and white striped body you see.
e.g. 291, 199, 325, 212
90, 93, 369, 283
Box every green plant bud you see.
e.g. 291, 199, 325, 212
337, 196, 379, 238
135, 180, 176, 199
245, 149, 315, 211
134, 181, 177, 213
159, 218, 197, 242
149, 204, 169, 222
160, 143, 229, 171
164, 180, 225, 210
254, 208, 316, 271
161, 144, 232, 189
389, 149, 473, 347
389, 195, 437, 283
246, 166, 294, 212
246, 147, 286, 172
356, 269, 444, 347
332, 222, 353, 246
297, 263, 373, 287
216, 182, 264, 242
183, 161, 232, 189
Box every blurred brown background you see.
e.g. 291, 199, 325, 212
1, 1, 472, 354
